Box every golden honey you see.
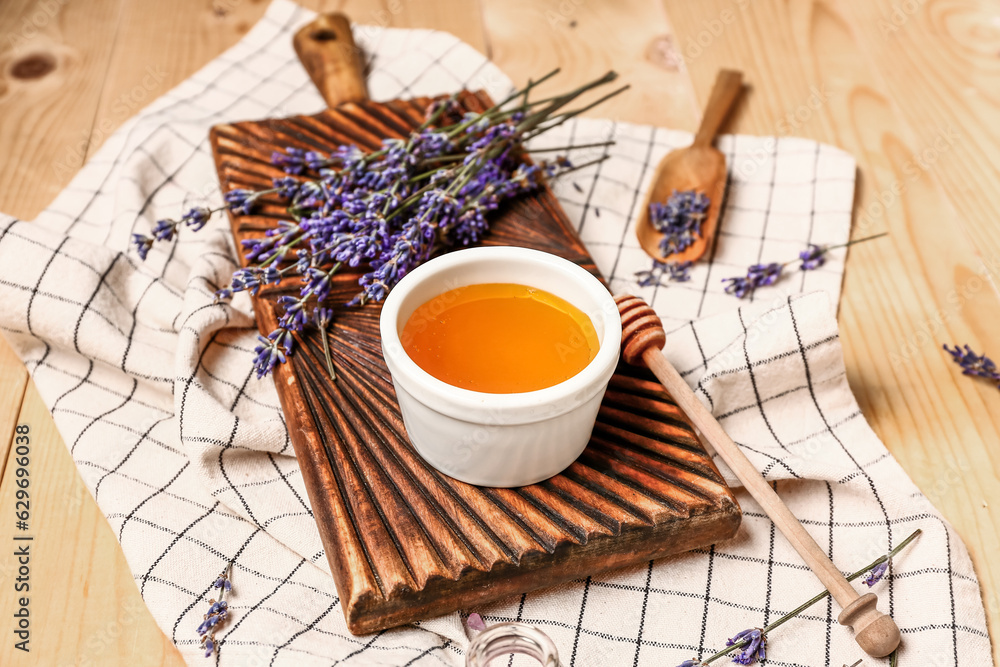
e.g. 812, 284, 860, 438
401, 283, 599, 394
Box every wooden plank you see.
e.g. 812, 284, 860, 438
0, 0, 122, 219
480, 0, 697, 128
659, 1, 1000, 660
836, 0, 1000, 286
0, 337, 29, 480
0, 381, 184, 667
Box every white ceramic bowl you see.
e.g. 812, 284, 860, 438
379, 246, 622, 488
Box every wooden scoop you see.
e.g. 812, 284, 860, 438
635, 69, 742, 263
616, 293, 902, 659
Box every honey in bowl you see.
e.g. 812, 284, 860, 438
401, 283, 600, 394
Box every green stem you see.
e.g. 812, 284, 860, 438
547, 155, 611, 178
699, 529, 921, 665
522, 83, 630, 139
779, 232, 890, 269
517, 71, 620, 134
526, 140, 615, 154
319, 321, 336, 381
822, 231, 889, 254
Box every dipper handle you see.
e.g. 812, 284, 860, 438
615, 294, 900, 658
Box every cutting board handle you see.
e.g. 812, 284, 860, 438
293, 13, 369, 107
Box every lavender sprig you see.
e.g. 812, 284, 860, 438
131, 70, 627, 380
943, 344, 1000, 388
673, 529, 920, 666
721, 232, 888, 299
198, 563, 233, 659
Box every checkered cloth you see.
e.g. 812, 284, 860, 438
0, 1, 991, 665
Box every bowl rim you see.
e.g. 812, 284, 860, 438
379, 246, 623, 423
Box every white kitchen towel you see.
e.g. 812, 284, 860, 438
0, 1, 991, 666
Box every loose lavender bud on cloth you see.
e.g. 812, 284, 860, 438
649, 189, 709, 256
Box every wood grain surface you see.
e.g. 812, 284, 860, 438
210, 92, 740, 633
0, 0, 997, 664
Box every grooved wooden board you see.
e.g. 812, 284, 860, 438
209, 91, 741, 634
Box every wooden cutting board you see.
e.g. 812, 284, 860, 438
208, 13, 741, 635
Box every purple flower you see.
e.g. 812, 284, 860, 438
214, 288, 233, 303
132, 234, 153, 261
271, 146, 308, 175
635, 260, 692, 287
467, 612, 486, 632
252, 329, 293, 378
314, 307, 333, 329
676, 661, 707, 667
277, 296, 310, 332
798, 243, 826, 270
273, 176, 301, 199
231, 268, 264, 296
182, 207, 212, 232
864, 560, 889, 587
198, 566, 232, 660
726, 628, 766, 665
749, 262, 782, 286
152, 218, 178, 242
225, 188, 260, 215
723, 263, 783, 299
943, 344, 1000, 384
650, 189, 710, 256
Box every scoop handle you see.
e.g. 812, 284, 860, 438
293, 12, 369, 108
692, 69, 742, 147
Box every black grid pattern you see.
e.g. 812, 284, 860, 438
0, 1, 991, 665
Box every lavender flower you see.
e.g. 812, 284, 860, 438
635, 260, 692, 287
198, 564, 233, 659
152, 218, 178, 242
675, 660, 707, 667
943, 344, 1000, 386
864, 560, 890, 587
467, 612, 486, 632
271, 146, 308, 175
132, 234, 153, 260
650, 189, 709, 256
182, 207, 212, 232
314, 307, 333, 329
225, 188, 261, 215
252, 329, 293, 379
798, 243, 826, 270
726, 628, 766, 665
722, 263, 782, 299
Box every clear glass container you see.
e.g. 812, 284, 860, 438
465, 622, 560, 667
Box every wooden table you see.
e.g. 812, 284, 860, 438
0, 0, 997, 664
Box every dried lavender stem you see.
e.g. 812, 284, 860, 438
318, 321, 336, 381
699, 528, 921, 665
523, 84, 631, 139
526, 140, 615, 154
779, 232, 889, 268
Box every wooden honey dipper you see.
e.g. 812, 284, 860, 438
615, 294, 901, 658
